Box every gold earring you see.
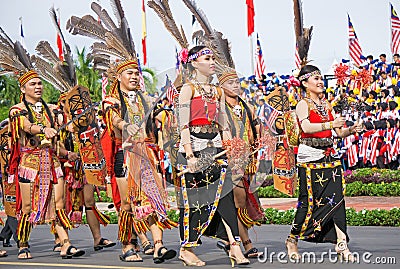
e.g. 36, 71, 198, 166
306, 89, 311, 98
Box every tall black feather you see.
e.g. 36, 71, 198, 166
14, 41, 33, 69
49, 6, 76, 85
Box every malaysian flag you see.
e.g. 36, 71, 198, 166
255, 33, 266, 80
391, 4, 400, 55
295, 43, 301, 69
348, 14, 363, 66
164, 75, 178, 105
264, 103, 281, 134
137, 54, 146, 91
101, 73, 108, 100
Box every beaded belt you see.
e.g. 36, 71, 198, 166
299, 137, 333, 147
190, 125, 219, 134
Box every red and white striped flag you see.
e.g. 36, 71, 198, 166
347, 14, 363, 66
101, 73, 108, 100
254, 33, 266, 80
264, 103, 281, 134
391, 4, 400, 55
295, 43, 301, 69
166, 83, 178, 105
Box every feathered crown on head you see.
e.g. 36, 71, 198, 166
148, 0, 193, 89
0, 27, 39, 86
31, 6, 77, 93
67, 0, 138, 80
180, 0, 237, 85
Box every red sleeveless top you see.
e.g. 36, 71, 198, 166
190, 96, 219, 126
301, 99, 334, 139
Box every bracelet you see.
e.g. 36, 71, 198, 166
329, 121, 333, 129
40, 125, 46, 134
28, 123, 34, 135
321, 122, 327, 131
186, 153, 195, 160
66, 151, 71, 159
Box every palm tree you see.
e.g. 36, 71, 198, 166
141, 67, 158, 95
75, 47, 101, 102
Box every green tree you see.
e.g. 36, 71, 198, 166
75, 47, 101, 102
42, 80, 60, 104
0, 75, 60, 121
141, 67, 158, 95
0, 75, 20, 121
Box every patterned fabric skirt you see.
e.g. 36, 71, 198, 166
177, 133, 239, 247
290, 155, 349, 243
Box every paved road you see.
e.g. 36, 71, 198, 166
0, 224, 399, 269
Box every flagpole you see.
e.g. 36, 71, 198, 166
250, 33, 254, 75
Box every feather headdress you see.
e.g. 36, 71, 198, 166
0, 26, 39, 86
293, 0, 313, 67
67, 0, 137, 77
181, 0, 237, 85
147, 0, 190, 89
31, 6, 77, 93
67, 0, 139, 96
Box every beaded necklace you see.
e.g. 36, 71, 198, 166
227, 101, 249, 143
122, 91, 144, 126
307, 97, 329, 121
192, 79, 219, 123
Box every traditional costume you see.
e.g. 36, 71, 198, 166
0, 29, 63, 253
67, 1, 176, 262
33, 8, 111, 234
290, 84, 348, 244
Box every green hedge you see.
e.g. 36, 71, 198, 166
89, 208, 400, 226
257, 181, 400, 198
263, 208, 400, 226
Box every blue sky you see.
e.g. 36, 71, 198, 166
0, 0, 398, 78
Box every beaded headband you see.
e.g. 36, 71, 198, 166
298, 70, 321, 81
19, 70, 40, 86
116, 60, 139, 74
188, 49, 213, 62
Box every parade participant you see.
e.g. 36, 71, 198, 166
67, 0, 177, 263
176, 45, 249, 266
0, 28, 84, 259
285, 65, 362, 262
217, 66, 264, 259
30, 8, 115, 253
54, 96, 115, 252
185, 5, 266, 256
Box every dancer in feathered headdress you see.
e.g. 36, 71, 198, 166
180, 0, 265, 260
0, 26, 85, 259
150, 1, 250, 266
33, 6, 116, 254
67, 0, 177, 263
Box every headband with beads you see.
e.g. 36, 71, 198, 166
188, 49, 213, 62
298, 70, 321, 81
